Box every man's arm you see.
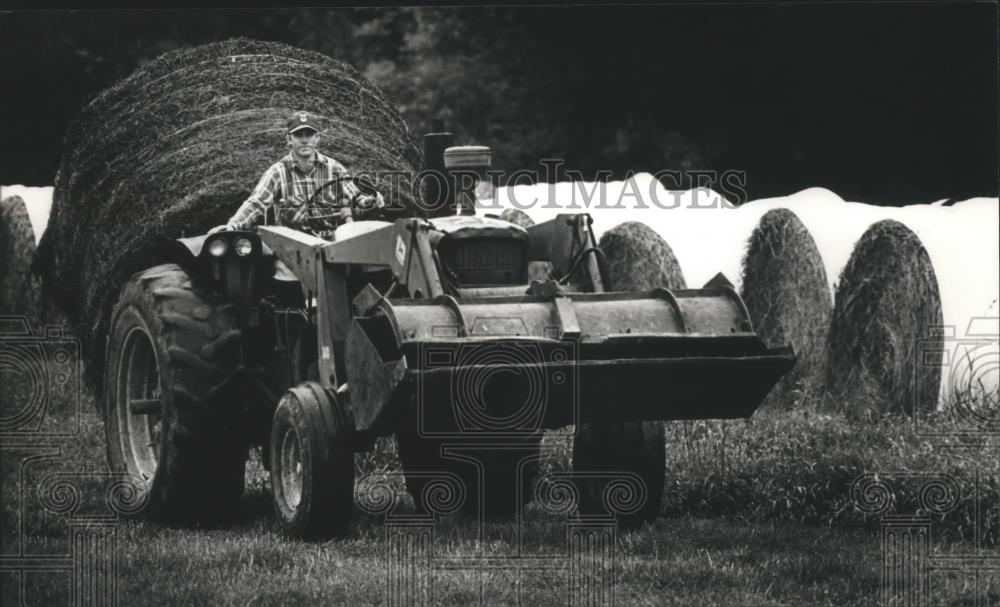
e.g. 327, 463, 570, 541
225, 163, 283, 230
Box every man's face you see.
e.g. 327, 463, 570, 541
288, 129, 319, 159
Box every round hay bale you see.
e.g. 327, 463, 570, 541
0, 185, 54, 245
825, 220, 943, 415
32, 38, 422, 389
598, 221, 686, 290
499, 207, 534, 228
0, 196, 42, 320
740, 208, 832, 408
826, 200, 999, 416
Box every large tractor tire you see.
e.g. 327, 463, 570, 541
570, 222, 678, 527
396, 431, 543, 519
270, 382, 355, 540
104, 263, 246, 525
0, 196, 41, 320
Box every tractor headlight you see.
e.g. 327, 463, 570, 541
234, 238, 253, 257
208, 238, 228, 257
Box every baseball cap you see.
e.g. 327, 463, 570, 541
287, 111, 319, 134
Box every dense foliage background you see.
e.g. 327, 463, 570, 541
1, 5, 997, 202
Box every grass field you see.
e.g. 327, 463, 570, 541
1, 368, 998, 606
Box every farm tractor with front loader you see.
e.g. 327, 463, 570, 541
103, 132, 795, 539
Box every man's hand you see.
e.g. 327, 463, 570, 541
354, 191, 386, 219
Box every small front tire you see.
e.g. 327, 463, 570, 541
270, 382, 355, 539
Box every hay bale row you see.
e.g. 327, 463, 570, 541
825, 201, 999, 415
32, 38, 422, 388
486, 182, 838, 409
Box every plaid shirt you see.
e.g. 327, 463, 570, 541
227, 151, 384, 231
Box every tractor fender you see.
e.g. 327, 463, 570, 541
176, 234, 209, 258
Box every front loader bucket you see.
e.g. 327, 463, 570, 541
345, 285, 796, 434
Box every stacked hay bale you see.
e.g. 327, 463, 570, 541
32, 38, 422, 389
825, 200, 999, 415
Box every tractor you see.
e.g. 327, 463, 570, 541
103, 135, 795, 538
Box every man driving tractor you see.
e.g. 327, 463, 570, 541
210, 111, 385, 238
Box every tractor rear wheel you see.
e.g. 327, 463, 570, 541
270, 382, 355, 539
396, 431, 543, 518
104, 264, 246, 525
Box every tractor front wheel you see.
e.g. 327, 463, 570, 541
270, 382, 355, 539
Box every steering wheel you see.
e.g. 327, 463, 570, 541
276, 173, 382, 231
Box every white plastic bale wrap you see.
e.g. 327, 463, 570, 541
0, 185, 54, 245
914, 200, 999, 408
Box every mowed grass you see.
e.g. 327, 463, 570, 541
1, 371, 998, 606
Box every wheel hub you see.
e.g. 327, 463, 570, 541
279, 427, 303, 509
118, 327, 162, 486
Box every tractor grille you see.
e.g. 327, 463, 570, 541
439, 237, 526, 286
